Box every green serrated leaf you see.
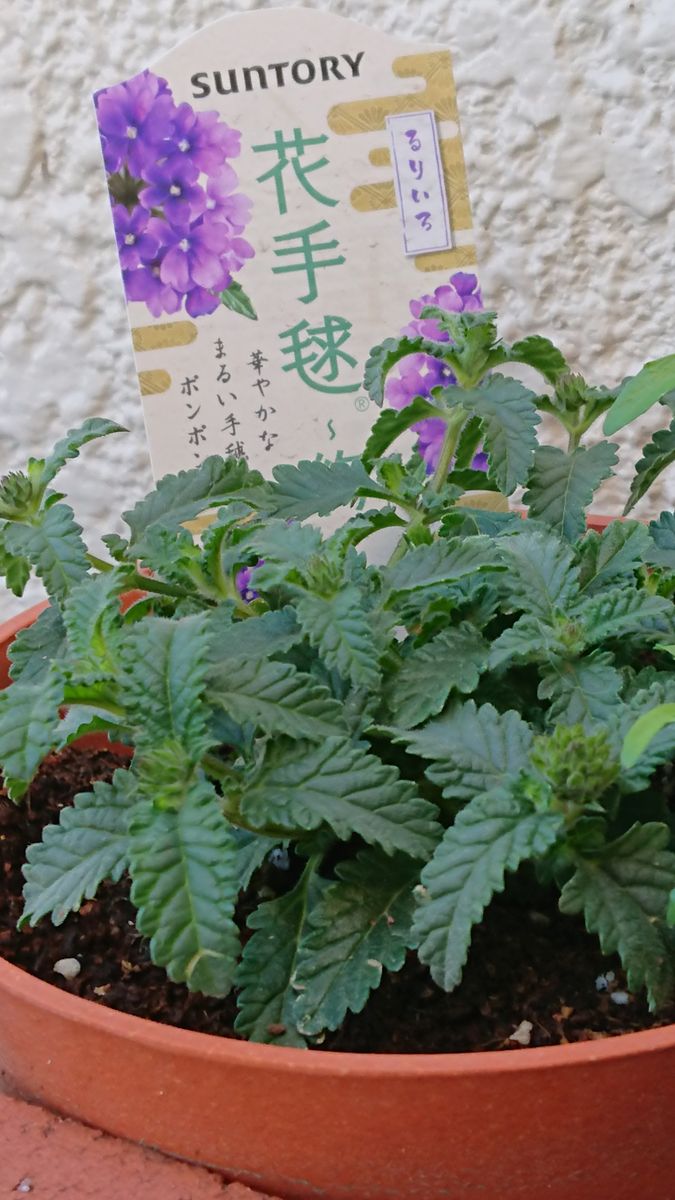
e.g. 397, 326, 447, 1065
388, 625, 487, 727
506, 335, 569, 384
538, 650, 623, 729
39, 419, 127, 489
123, 457, 263, 556
559, 823, 675, 1010
220, 279, 257, 320
439, 507, 523, 538
0, 665, 64, 799
624, 418, 675, 514
414, 789, 563, 991
621, 704, 675, 769
235, 867, 324, 1046
129, 778, 240, 995
8, 605, 66, 683
382, 536, 502, 598
363, 336, 438, 407
647, 512, 675, 569
524, 442, 619, 542
123, 615, 213, 755
62, 569, 126, 676
497, 527, 579, 620
208, 657, 348, 740
604, 355, 675, 435
574, 587, 675, 646
292, 848, 420, 1035
209, 606, 300, 664
243, 520, 323, 585
295, 584, 380, 690
261, 458, 371, 521
391, 700, 534, 801
0, 533, 31, 597
488, 614, 566, 670
232, 829, 281, 891
451, 375, 541, 494
577, 521, 651, 594
21, 770, 135, 926
362, 397, 441, 470
241, 736, 441, 859
3, 503, 89, 604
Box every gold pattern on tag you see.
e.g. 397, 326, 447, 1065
327, 50, 476, 273
132, 321, 198, 352
139, 370, 171, 396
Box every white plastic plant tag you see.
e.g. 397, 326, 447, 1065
94, 9, 479, 479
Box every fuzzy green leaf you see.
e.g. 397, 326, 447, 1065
0, 535, 31, 597
8, 605, 66, 683
505, 335, 569, 384
488, 614, 566, 670
575, 587, 675, 646
62, 569, 126, 677
647, 512, 675, 569
362, 397, 441, 469
559, 823, 675, 1010
577, 521, 651, 594
242, 520, 323, 583
382, 536, 502, 598
523, 443, 619, 542
604, 355, 675, 435
123, 615, 213, 755
538, 651, 623, 729
258, 458, 371, 520
414, 789, 563, 991
22, 770, 136, 926
129, 778, 240, 995
123, 457, 263, 556
39, 419, 127, 488
232, 829, 281, 891
295, 584, 381, 690
208, 657, 348, 740
624, 418, 675, 514
0, 666, 63, 799
235, 869, 324, 1046
209, 607, 300, 664
4, 503, 89, 604
241, 736, 441, 859
220, 279, 257, 320
389, 625, 488, 727
292, 849, 420, 1035
453, 375, 541, 494
363, 336, 438, 407
391, 700, 534, 801
497, 528, 579, 620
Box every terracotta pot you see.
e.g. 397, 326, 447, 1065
1, 602, 674, 1200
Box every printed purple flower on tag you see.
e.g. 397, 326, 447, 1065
96, 70, 254, 320
385, 272, 488, 475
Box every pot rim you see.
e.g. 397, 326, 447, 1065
2, 586, 673, 1081
1, 952, 674, 1078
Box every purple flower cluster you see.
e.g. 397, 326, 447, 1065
95, 70, 253, 318
385, 272, 487, 474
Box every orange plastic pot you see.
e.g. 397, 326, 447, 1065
1, 599, 675, 1200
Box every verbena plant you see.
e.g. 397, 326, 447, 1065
1, 309, 675, 1045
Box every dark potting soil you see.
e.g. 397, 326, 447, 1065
2, 746, 674, 1054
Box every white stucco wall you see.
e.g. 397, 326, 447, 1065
1, 0, 674, 619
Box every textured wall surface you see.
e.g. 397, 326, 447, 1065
1, 0, 674, 618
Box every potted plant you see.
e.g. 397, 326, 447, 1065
0, 304, 674, 1200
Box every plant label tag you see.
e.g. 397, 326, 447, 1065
387, 111, 453, 256
94, 9, 479, 480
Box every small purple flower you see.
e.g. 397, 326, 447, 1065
185, 286, 223, 318
139, 158, 205, 227
236, 559, 264, 602
204, 168, 252, 233
405, 273, 483, 342
96, 70, 175, 176
123, 263, 182, 318
112, 205, 160, 270
385, 353, 455, 411
158, 216, 232, 293
412, 418, 489, 474
165, 104, 241, 175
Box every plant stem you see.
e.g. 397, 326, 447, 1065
430, 408, 466, 493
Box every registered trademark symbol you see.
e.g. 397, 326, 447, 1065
354, 395, 370, 412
